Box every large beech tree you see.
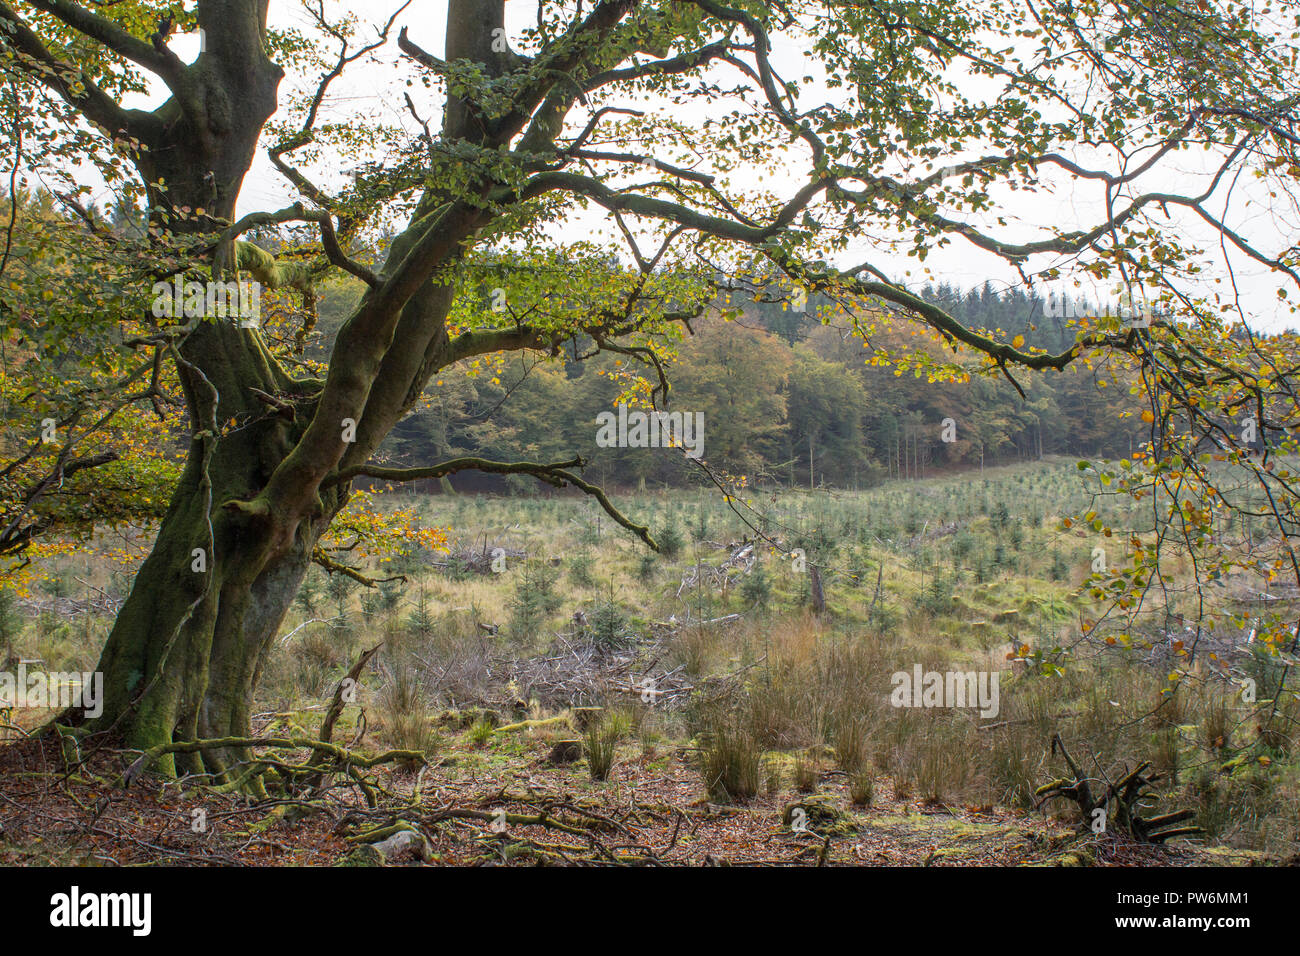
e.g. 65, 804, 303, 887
0, 0, 1297, 778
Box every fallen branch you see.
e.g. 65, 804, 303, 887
492, 715, 568, 735
121, 735, 425, 796
1035, 733, 1203, 844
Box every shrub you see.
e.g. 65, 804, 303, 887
589, 595, 629, 649
848, 769, 875, 807
740, 563, 771, 608
658, 522, 684, 559
764, 756, 784, 793
636, 552, 658, 583
1048, 550, 1068, 582
406, 584, 436, 639
670, 624, 718, 677
375, 665, 437, 770
509, 560, 562, 640
914, 572, 951, 617
294, 570, 323, 615
910, 722, 974, 804
793, 751, 820, 792
831, 713, 871, 774
568, 552, 595, 588
326, 572, 356, 619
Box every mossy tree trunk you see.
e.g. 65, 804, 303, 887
88, 318, 343, 775
31, 0, 648, 780
75, 0, 514, 777
70, 3, 328, 774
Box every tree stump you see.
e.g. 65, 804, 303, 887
548, 739, 582, 765
809, 565, 826, 615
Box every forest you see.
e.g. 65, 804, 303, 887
367, 276, 1156, 490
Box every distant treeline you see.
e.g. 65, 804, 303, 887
0, 188, 1245, 495
309, 277, 1149, 493
16, 187, 1147, 492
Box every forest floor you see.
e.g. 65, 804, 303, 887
0, 723, 1276, 867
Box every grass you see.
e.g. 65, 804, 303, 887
700, 708, 763, 803
374, 664, 438, 769
585, 711, 629, 781
468, 718, 496, 748
6, 457, 1299, 858
848, 768, 875, 807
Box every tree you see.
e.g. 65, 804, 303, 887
667, 319, 791, 474
0, 0, 1297, 780
0, 187, 181, 587
785, 345, 869, 487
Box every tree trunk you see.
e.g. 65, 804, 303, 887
84, 317, 341, 776
72, 0, 513, 778
72, 29, 312, 775
808, 564, 826, 615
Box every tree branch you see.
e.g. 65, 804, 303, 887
0, 2, 160, 139
327, 455, 657, 550
216, 203, 379, 286
26, 0, 184, 84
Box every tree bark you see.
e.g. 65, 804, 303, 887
86, 318, 341, 774
74, 17, 317, 775
78, 1, 510, 778
808, 564, 826, 616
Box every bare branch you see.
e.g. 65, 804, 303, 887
327, 455, 657, 550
